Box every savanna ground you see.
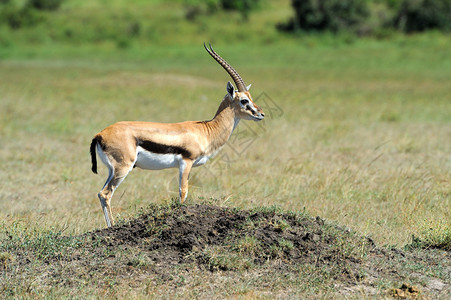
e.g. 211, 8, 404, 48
0, 0, 450, 298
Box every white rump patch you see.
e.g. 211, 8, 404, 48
97, 143, 114, 189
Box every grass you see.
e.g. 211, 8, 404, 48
1, 17, 450, 243
1, 202, 448, 298
409, 218, 451, 251
0, 0, 450, 297
1, 41, 450, 243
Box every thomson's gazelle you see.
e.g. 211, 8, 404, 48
90, 44, 265, 227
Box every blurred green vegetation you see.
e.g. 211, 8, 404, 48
0, 0, 286, 58
394, 0, 451, 32
1, 0, 450, 61
280, 0, 451, 35
183, 0, 262, 20
279, 0, 371, 34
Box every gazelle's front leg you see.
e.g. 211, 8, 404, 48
178, 158, 194, 203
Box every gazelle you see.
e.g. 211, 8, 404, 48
90, 43, 264, 227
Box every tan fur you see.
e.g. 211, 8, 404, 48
91, 91, 264, 227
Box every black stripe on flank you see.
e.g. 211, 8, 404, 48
137, 140, 192, 158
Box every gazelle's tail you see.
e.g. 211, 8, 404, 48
90, 136, 100, 174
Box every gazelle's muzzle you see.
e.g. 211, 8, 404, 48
253, 109, 265, 121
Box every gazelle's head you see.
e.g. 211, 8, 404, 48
225, 81, 264, 121
205, 43, 265, 121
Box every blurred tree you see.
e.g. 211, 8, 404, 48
27, 0, 64, 11
279, 0, 451, 35
184, 0, 220, 20
394, 0, 451, 32
0, 0, 63, 29
183, 0, 260, 20
221, 0, 261, 20
0, 1, 39, 29
279, 0, 370, 33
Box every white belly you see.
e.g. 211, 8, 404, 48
135, 146, 181, 170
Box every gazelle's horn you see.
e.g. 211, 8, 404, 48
204, 43, 247, 92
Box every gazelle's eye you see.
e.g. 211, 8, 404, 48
240, 99, 249, 105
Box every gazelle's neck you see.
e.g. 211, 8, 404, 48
204, 96, 239, 152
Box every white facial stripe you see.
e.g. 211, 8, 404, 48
236, 93, 263, 120
240, 96, 257, 111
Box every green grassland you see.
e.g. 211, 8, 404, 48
0, 0, 450, 298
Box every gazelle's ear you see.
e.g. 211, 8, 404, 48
246, 84, 252, 91
227, 81, 235, 98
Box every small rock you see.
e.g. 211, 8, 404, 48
428, 279, 445, 291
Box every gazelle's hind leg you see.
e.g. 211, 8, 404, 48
96, 145, 135, 227
98, 194, 113, 227
98, 164, 133, 227
97, 154, 114, 227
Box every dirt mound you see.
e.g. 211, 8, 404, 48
90, 204, 372, 279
